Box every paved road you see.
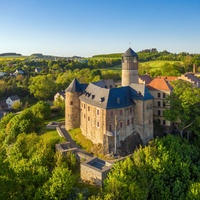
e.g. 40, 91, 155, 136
60, 125, 81, 149
60, 125, 93, 157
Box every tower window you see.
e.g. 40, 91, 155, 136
88, 106, 90, 111
70, 101, 73, 105
97, 122, 100, 127
88, 117, 90, 121
97, 109, 100, 115
120, 122, 123, 128
109, 125, 112, 131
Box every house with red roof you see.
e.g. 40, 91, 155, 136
147, 77, 173, 134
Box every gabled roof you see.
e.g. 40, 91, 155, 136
123, 48, 138, 57
65, 78, 83, 93
9, 95, 20, 101
139, 75, 152, 84
92, 79, 116, 89
79, 83, 133, 109
57, 90, 65, 98
147, 77, 173, 91
130, 83, 154, 100
156, 76, 177, 82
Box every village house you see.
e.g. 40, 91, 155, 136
6, 95, 20, 108
54, 90, 66, 102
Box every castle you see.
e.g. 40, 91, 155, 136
65, 48, 154, 154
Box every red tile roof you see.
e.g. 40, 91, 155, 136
147, 77, 173, 91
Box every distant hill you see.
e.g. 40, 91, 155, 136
92, 53, 122, 59
0, 53, 22, 57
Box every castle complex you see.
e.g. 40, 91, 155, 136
65, 48, 154, 154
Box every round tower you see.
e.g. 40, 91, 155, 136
65, 78, 82, 130
122, 48, 139, 86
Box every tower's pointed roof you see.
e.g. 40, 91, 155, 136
123, 48, 138, 57
65, 78, 83, 92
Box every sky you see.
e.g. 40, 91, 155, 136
0, 0, 200, 57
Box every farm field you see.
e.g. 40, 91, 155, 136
0, 56, 28, 61
100, 60, 183, 71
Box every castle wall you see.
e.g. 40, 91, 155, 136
80, 101, 106, 145
65, 92, 81, 130
80, 100, 136, 154
134, 99, 154, 143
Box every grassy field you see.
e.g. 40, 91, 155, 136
68, 128, 105, 158
100, 60, 184, 73
140, 60, 183, 67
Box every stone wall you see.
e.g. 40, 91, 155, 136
80, 157, 113, 186
134, 99, 154, 143
65, 92, 81, 130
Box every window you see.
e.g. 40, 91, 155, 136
158, 110, 161, 116
163, 120, 166, 125
88, 106, 90, 111
130, 107, 133, 113
127, 119, 130, 126
97, 109, 100, 115
109, 125, 112, 131
97, 122, 100, 127
157, 101, 161, 107
110, 111, 113, 117
158, 119, 161, 124
70, 101, 73, 105
163, 93, 166, 98
88, 117, 90, 121
120, 122, 123, 128
163, 102, 166, 107
84, 114, 86, 118
84, 104, 85, 109
132, 118, 134, 124
120, 110, 123, 116
158, 93, 161, 98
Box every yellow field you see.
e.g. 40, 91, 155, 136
0, 57, 27, 61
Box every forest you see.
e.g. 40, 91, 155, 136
0, 50, 200, 199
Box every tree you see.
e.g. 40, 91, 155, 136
31, 101, 51, 120
101, 135, 200, 200
36, 167, 76, 200
164, 80, 200, 138
12, 101, 23, 111
29, 75, 57, 100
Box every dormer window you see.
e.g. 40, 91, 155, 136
116, 98, 120, 104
